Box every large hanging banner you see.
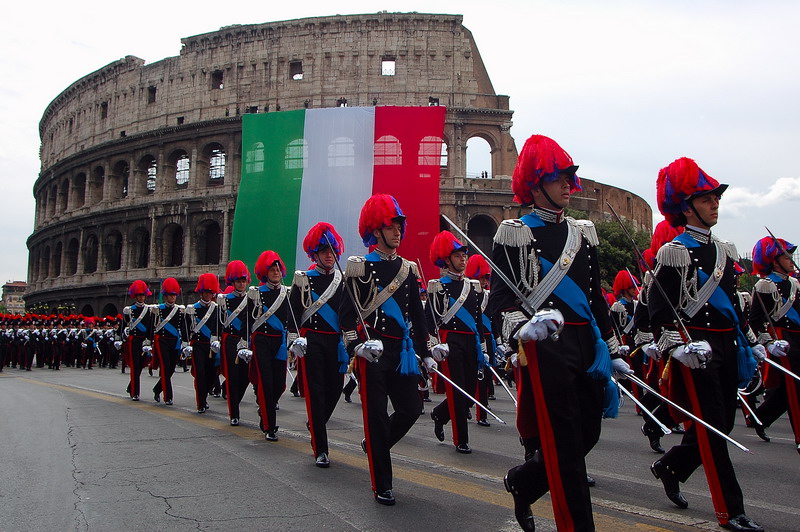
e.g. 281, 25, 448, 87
232, 106, 446, 282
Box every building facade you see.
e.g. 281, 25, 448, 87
2, 282, 27, 315
27, 12, 651, 315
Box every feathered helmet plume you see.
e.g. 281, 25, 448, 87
752, 236, 796, 276
358, 194, 406, 247
650, 219, 684, 254
255, 250, 286, 282
225, 260, 251, 285
128, 280, 151, 297
429, 231, 468, 268
511, 134, 581, 206
195, 273, 221, 294
303, 222, 344, 260
465, 254, 491, 280
160, 277, 181, 295
612, 270, 640, 298
656, 157, 728, 227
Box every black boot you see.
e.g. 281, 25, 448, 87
721, 514, 764, 531
642, 424, 665, 453
753, 423, 770, 442
651, 460, 688, 509
504, 469, 535, 532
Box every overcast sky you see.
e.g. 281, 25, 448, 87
2, 0, 799, 285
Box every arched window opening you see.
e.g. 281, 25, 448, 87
176, 154, 190, 188
80, 304, 95, 317
138, 155, 157, 193
466, 137, 493, 179
53, 242, 63, 277
374, 135, 402, 166
285, 139, 308, 170
162, 224, 184, 267
42, 246, 51, 279
83, 235, 98, 273
66, 238, 79, 275
196, 221, 221, 265
59, 179, 70, 213
129, 227, 150, 269
105, 231, 122, 271
90, 166, 105, 204
245, 142, 265, 174
209, 148, 225, 185
73, 173, 86, 207
467, 215, 498, 257
112, 160, 130, 198
101, 303, 118, 317
328, 137, 354, 167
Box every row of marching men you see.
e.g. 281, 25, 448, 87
0, 314, 122, 371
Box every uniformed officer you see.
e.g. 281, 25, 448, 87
121, 280, 154, 401
466, 254, 498, 427
186, 273, 222, 414
151, 278, 189, 405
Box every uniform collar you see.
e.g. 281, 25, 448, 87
684, 225, 711, 244
532, 206, 564, 224
375, 248, 399, 261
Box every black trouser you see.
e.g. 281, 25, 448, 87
343, 374, 358, 398
222, 334, 250, 420
660, 328, 745, 523
641, 358, 677, 436
299, 332, 344, 455
153, 335, 179, 402
506, 323, 603, 532
432, 332, 479, 445
126, 336, 147, 398
251, 333, 287, 432
358, 337, 422, 494
191, 341, 216, 410
476, 368, 491, 422
754, 329, 800, 443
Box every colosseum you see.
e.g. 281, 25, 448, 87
27, 12, 652, 315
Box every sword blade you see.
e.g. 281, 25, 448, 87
488, 364, 517, 407
613, 376, 671, 435
763, 356, 800, 383
736, 390, 762, 426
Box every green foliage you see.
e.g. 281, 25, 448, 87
594, 218, 651, 291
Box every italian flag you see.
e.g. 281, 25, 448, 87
231, 106, 446, 281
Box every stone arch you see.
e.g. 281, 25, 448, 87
167, 149, 191, 189
195, 219, 221, 265
59, 178, 70, 213
39, 188, 49, 222
30, 248, 40, 281
162, 223, 184, 267
66, 238, 79, 275
41, 245, 51, 279
80, 304, 95, 317
53, 241, 63, 277
105, 230, 123, 271
137, 154, 158, 195
101, 303, 118, 317
90, 166, 105, 204
110, 160, 129, 199
73, 173, 87, 208
467, 214, 498, 256
83, 234, 99, 273
466, 135, 494, 179
49, 183, 58, 218
201, 142, 226, 186
129, 226, 150, 269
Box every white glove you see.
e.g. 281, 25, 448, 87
671, 340, 711, 369
431, 343, 449, 362
618, 344, 631, 357
495, 343, 512, 359
643, 342, 661, 361
483, 352, 491, 365
509, 353, 519, 368
422, 356, 438, 372
210, 340, 221, 354
237, 348, 253, 363
767, 340, 790, 357
611, 357, 634, 378
355, 339, 384, 362
81, 343, 87, 349
751, 343, 767, 362
122, 307, 132, 316
142, 345, 153, 356
290, 337, 307, 358
113, 340, 122, 350
182, 345, 193, 358
515, 309, 565, 342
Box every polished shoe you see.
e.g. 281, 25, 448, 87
642, 424, 665, 454
720, 514, 764, 531
154, 392, 161, 403
197, 407, 206, 414
374, 489, 395, 506
164, 399, 173, 405
671, 424, 685, 434
456, 443, 472, 454
132, 395, 139, 401
488, 395, 496, 400
292, 390, 300, 397
315, 452, 330, 468
344, 394, 352, 403
431, 412, 445, 442
213, 392, 221, 398
504, 473, 535, 532
651, 460, 688, 509
422, 397, 431, 402
361, 438, 368, 454
754, 424, 770, 442
265, 430, 278, 441
230, 418, 239, 426
476, 419, 490, 427
586, 475, 596, 487
204, 403, 210, 410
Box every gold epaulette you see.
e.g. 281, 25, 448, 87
656, 241, 691, 268
493, 219, 534, 247
344, 256, 366, 278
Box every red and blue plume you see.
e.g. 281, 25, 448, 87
128, 279, 151, 297
602, 289, 616, 307
195, 273, 221, 294
733, 262, 746, 276
657, 157, 726, 227
160, 277, 181, 295
612, 270, 640, 298
511, 135, 581, 206
650, 219, 684, 253
225, 260, 251, 285
303, 222, 344, 260
465, 254, 491, 280
255, 250, 286, 282
640, 248, 655, 270
429, 231, 468, 268
358, 194, 406, 247
752, 236, 796, 276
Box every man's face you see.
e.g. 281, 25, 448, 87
164, 294, 177, 305
685, 193, 720, 229
534, 173, 572, 209
315, 247, 336, 269
776, 253, 796, 274
233, 278, 248, 292
200, 290, 214, 302
267, 263, 283, 284
374, 221, 403, 250
135, 294, 146, 304
446, 250, 468, 273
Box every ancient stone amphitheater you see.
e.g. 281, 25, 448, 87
27, 12, 651, 315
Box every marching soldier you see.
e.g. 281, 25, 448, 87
649, 157, 762, 532
340, 193, 433, 506
490, 135, 629, 532
249, 251, 290, 441
466, 254, 497, 427
218, 260, 255, 426
749, 235, 799, 453
121, 280, 154, 401
427, 231, 484, 453
151, 278, 189, 405
186, 273, 222, 414
289, 223, 348, 466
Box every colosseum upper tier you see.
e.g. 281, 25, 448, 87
27, 12, 651, 316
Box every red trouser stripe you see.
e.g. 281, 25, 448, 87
299, 356, 318, 454
356, 357, 377, 493
440, 359, 460, 445
221, 333, 233, 417
680, 364, 730, 525
126, 337, 136, 397
251, 334, 272, 432
524, 341, 574, 531
776, 328, 800, 443
153, 334, 165, 398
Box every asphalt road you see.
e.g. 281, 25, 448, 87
1, 365, 798, 531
